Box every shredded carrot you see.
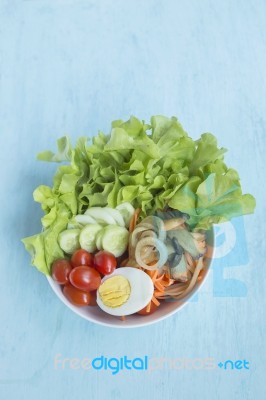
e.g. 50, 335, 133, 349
146, 302, 151, 313
120, 315, 126, 321
151, 296, 160, 307
129, 208, 141, 233
145, 268, 174, 307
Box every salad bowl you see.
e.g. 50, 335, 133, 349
22, 115, 255, 329
47, 228, 215, 328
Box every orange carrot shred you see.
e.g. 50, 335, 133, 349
143, 265, 175, 308
129, 208, 141, 233
151, 296, 160, 307
146, 302, 151, 313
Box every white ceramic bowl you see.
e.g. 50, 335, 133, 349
47, 228, 214, 328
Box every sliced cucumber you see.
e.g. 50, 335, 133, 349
75, 214, 97, 225
85, 207, 116, 225
116, 202, 135, 228
79, 224, 102, 252
67, 222, 82, 230
95, 228, 105, 251
102, 225, 129, 257
59, 229, 81, 254
104, 207, 125, 227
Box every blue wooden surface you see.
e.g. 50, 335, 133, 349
0, 1, 265, 399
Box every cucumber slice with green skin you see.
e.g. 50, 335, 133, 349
116, 202, 135, 228
95, 228, 105, 251
59, 229, 81, 254
104, 208, 125, 227
84, 207, 116, 225
75, 214, 97, 225
79, 224, 102, 253
67, 222, 82, 230
101, 225, 129, 257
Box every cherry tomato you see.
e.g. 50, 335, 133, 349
94, 251, 117, 275
69, 266, 101, 291
71, 249, 94, 268
137, 301, 159, 316
63, 284, 91, 306
51, 259, 72, 284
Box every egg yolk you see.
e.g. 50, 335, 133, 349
98, 275, 131, 308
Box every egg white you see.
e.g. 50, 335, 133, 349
96, 267, 154, 316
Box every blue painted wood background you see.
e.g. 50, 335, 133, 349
0, 1, 265, 399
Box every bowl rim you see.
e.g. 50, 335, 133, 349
47, 226, 215, 328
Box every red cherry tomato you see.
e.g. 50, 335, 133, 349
51, 259, 72, 284
69, 266, 101, 291
63, 284, 91, 306
94, 251, 117, 275
137, 301, 159, 316
71, 249, 94, 268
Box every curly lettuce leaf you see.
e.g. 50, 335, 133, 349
151, 115, 187, 142
37, 136, 72, 162
189, 133, 227, 175
195, 172, 256, 228
105, 127, 160, 159
169, 172, 256, 229
22, 210, 69, 275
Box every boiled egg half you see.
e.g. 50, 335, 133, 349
96, 267, 154, 316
